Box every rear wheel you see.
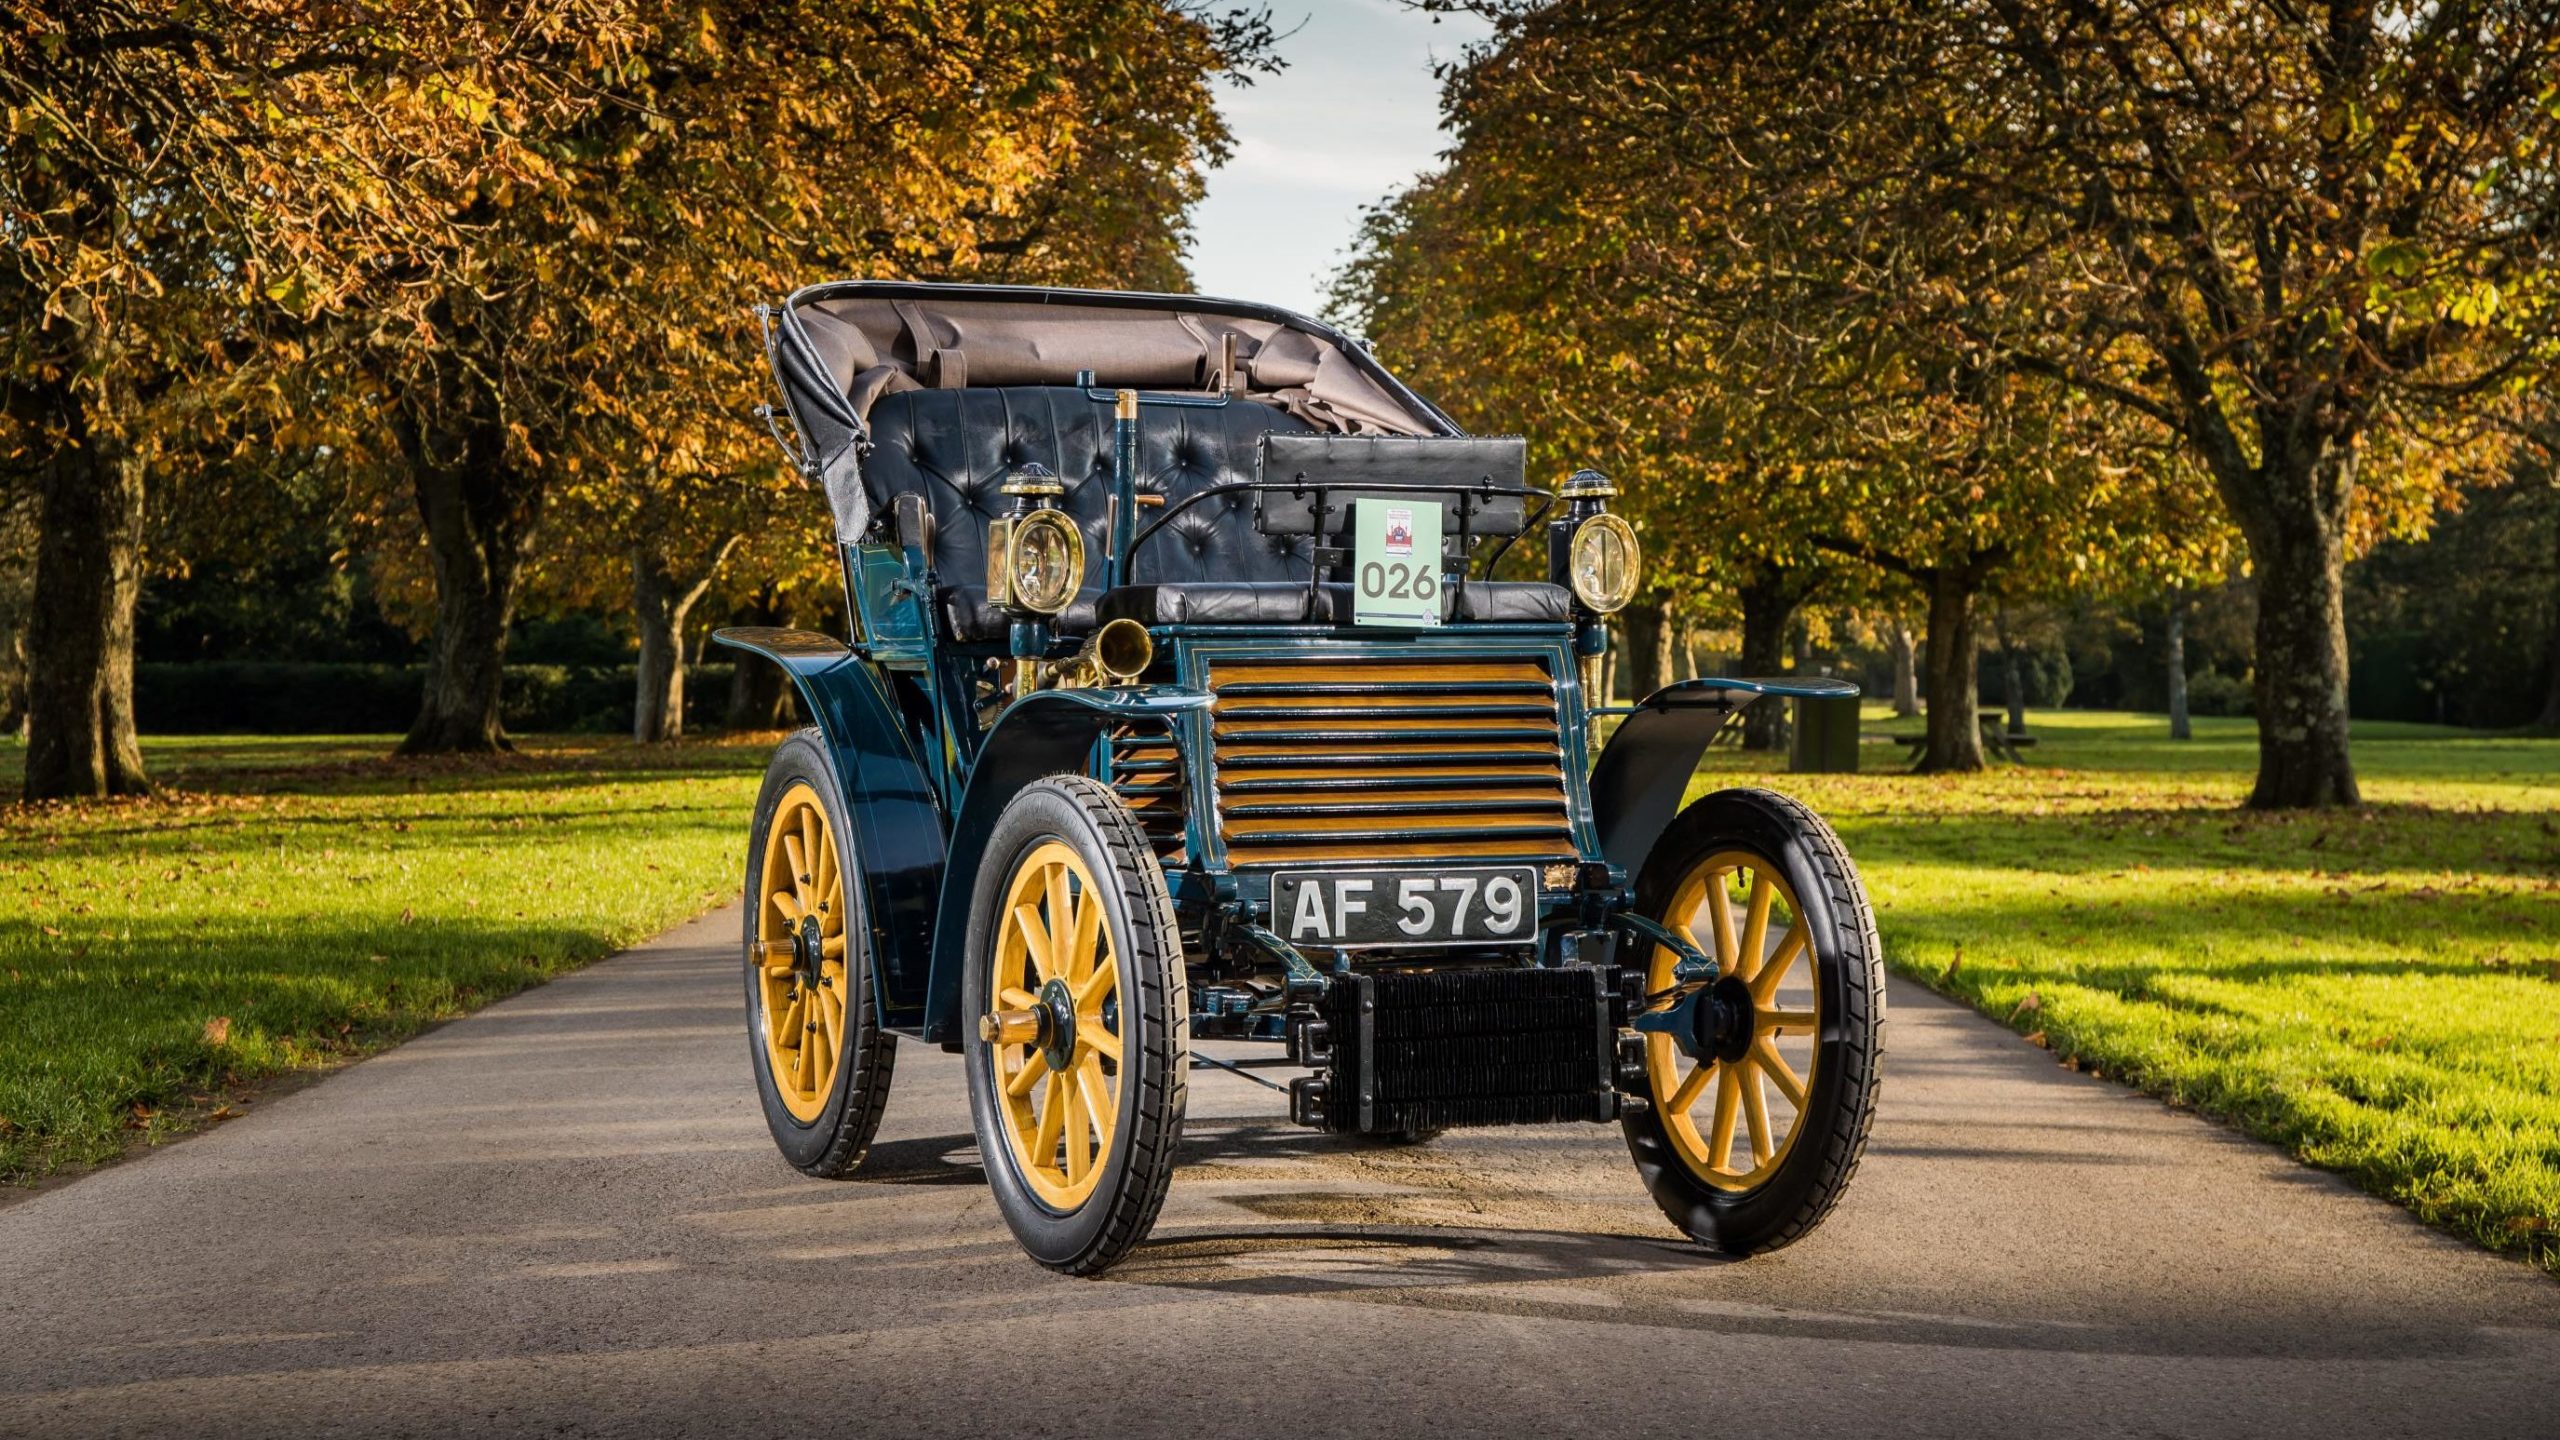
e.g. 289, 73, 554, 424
964, 776, 1186, 1276
744, 730, 895, 1177
1623, 787, 1882, 1253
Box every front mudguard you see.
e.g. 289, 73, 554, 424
1588, 676, 1859, 873
921, 685, 1212, 1048
712, 626, 944, 1027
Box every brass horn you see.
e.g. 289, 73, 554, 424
1043, 618, 1154, 689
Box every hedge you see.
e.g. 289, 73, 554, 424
135, 661, 740, 735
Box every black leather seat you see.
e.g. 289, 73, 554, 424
861, 386, 1562, 638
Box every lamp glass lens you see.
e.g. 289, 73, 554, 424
1571, 516, 1639, 613
1012, 514, 1081, 613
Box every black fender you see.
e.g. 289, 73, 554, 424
711, 626, 945, 1028
1589, 676, 1860, 873
921, 685, 1212, 1047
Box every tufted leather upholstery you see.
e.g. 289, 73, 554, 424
862, 385, 1566, 637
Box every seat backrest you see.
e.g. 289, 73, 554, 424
860, 386, 1318, 600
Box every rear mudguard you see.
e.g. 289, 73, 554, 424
1588, 676, 1859, 874
920, 685, 1212, 1048
711, 626, 944, 1028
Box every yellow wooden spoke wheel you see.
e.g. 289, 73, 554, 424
963, 775, 1185, 1275
756, 782, 851, 1124
1643, 851, 1820, 1191
1621, 787, 1882, 1254
982, 839, 1125, 1210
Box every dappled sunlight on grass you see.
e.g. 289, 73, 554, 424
1691, 706, 2560, 1270
0, 734, 770, 1184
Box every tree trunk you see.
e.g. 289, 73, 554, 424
2166, 597, 2193, 740
396, 394, 537, 755
22, 330, 150, 800
1620, 595, 1671, 702
1886, 616, 1920, 718
2536, 503, 2560, 732
1918, 566, 1985, 773
2236, 450, 2360, 808
631, 537, 738, 744
1736, 564, 1798, 751
1993, 604, 2026, 736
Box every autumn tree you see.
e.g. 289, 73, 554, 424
1339, 9, 2225, 769
0, 0, 626, 798
1438, 0, 2560, 804
374, 0, 1273, 754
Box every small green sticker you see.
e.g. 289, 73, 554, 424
1351, 499, 1444, 627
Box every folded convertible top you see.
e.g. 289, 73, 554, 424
761, 281, 1462, 541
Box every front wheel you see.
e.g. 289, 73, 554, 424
963, 775, 1188, 1276
1623, 786, 1883, 1253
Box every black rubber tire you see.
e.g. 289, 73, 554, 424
1622, 786, 1884, 1253
743, 728, 897, 1178
963, 775, 1188, 1276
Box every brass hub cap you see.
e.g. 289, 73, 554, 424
985, 839, 1124, 1210
1643, 851, 1821, 1191
756, 784, 849, 1124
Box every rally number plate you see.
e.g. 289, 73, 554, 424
1271, 866, 1539, 949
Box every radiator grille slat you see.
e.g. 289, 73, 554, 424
1110, 728, 1187, 870
1207, 654, 1577, 869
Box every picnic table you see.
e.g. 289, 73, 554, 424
1881, 715, 2040, 765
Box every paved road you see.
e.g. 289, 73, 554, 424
5, 908, 2557, 1439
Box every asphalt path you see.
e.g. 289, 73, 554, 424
4, 906, 2557, 1439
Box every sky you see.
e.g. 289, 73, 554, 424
1182, 0, 1492, 323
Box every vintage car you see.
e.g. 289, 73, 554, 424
722, 281, 1883, 1275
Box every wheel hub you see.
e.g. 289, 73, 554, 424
1037, 977, 1078, 1072
1702, 975, 1756, 1064
795, 914, 824, 989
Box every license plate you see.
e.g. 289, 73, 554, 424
1271, 866, 1539, 948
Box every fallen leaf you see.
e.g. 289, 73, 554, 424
2023, 1029, 2049, 1048
40, 925, 60, 938
2008, 991, 2042, 1020
201, 1016, 232, 1047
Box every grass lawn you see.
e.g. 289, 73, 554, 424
0, 735, 767, 1186
2, 714, 2554, 1278
1689, 709, 2560, 1273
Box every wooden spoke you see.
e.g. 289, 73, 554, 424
1066, 884, 1103, 984
1013, 903, 1056, 982
1669, 1058, 1717, 1114
782, 830, 809, 904
1736, 874, 1774, 985
1033, 1071, 1065, 1165
1740, 1061, 1773, 1165
1706, 872, 1739, 973
1005, 1051, 1049, 1098
1045, 864, 1075, 973
1073, 957, 1117, 1011
1708, 1065, 1742, 1172
1755, 1037, 1808, 1110
1760, 1007, 1817, 1035
1060, 1069, 1091, 1185
821, 932, 847, 959
1753, 928, 1807, 1002
770, 888, 803, 923
1082, 1025, 1123, 1064
1074, 1054, 1113, 1145
999, 985, 1041, 1011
